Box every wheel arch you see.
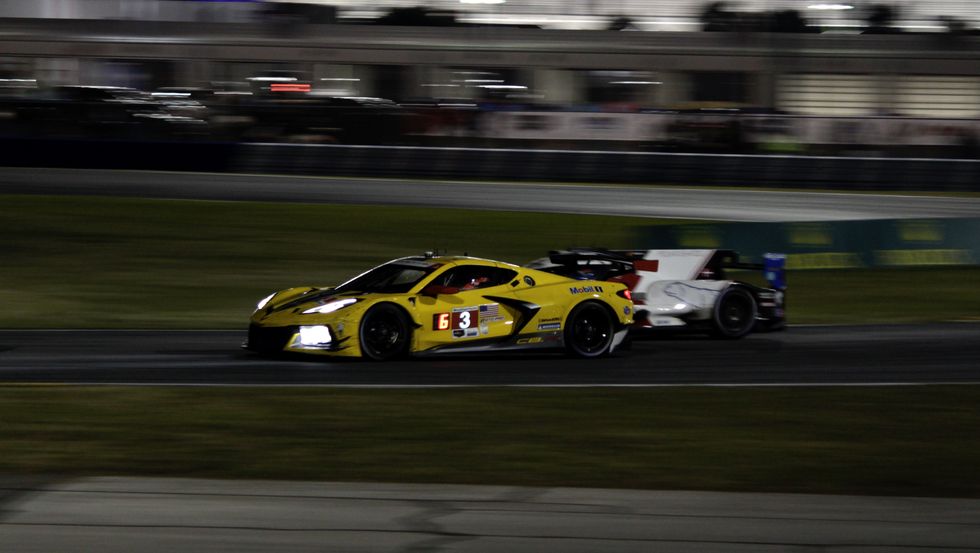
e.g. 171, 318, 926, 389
710, 283, 759, 339
563, 299, 619, 358
565, 297, 620, 327
357, 301, 414, 360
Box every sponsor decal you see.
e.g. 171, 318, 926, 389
517, 337, 544, 344
623, 306, 631, 315
786, 252, 862, 269
480, 304, 505, 325
874, 249, 971, 266
538, 322, 561, 331
540, 316, 560, 323
569, 285, 604, 294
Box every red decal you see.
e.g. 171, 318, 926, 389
451, 309, 479, 330
635, 259, 660, 272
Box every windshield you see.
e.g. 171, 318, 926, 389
334, 261, 439, 294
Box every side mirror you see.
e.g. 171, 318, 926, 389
421, 284, 459, 297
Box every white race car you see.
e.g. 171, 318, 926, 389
528, 249, 786, 338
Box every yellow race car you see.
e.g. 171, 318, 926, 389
245, 254, 634, 360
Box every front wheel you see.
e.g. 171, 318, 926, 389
712, 286, 758, 339
359, 304, 411, 360
564, 301, 615, 358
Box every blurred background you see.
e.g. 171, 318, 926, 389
3, 6, 980, 544
0, 0, 978, 158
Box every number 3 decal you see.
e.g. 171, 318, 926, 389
458, 311, 471, 329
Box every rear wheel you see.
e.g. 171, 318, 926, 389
712, 286, 758, 339
564, 301, 615, 358
359, 304, 411, 360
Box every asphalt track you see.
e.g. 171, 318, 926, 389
4, 167, 980, 222
1, 324, 978, 386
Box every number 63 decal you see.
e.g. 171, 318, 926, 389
433, 309, 479, 330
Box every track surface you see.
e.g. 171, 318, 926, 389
2, 324, 978, 386
4, 167, 980, 222
4, 477, 979, 553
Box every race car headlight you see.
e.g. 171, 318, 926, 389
256, 293, 276, 311
302, 298, 359, 315
298, 325, 332, 347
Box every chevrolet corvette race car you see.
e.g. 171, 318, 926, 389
245, 254, 634, 359
527, 249, 786, 338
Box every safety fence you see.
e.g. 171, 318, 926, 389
2, 138, 978, 192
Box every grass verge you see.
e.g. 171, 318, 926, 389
0, 194, 651, 328
2, 194, 979, 328
2, 385, 979, 498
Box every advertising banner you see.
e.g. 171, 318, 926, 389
638, 218, 979, 269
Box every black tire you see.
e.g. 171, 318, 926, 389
359, 304, 411, 360
564, 301, 615, 358
712, 286, 758, 339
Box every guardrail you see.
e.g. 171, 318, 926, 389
2, 138, 978, 192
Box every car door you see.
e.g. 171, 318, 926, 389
412, 265, 519, 350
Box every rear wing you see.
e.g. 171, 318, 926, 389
539, 248, 787, 290
533, 249, 635, 281
547, 248, 635, 266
